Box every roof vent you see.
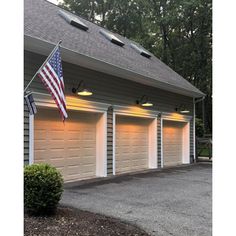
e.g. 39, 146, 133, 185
130, 43, 151, 58
99, 30, 125, 47
59, 10, 89, 31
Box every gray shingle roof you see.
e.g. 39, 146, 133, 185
24, 0, 204, 97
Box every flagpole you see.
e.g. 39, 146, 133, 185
24, 40, 62, 93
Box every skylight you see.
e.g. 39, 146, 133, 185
99, 29, 125, 47
130, 43, 152, 58
59, 10, 89, 31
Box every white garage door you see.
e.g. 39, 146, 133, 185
34, 108, 99, 182
115, 115, 150, 174
163, 120, 185, 167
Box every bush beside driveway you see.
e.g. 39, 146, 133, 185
61, 164, 212, 236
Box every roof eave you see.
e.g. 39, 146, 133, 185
24, 35, 205, 98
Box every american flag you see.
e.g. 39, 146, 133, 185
38, 47, 68, 121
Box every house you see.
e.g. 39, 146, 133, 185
24, 0, 204, 182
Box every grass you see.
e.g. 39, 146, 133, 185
197, 147, 211, 157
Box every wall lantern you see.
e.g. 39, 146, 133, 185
136, 95, 153, 107
72, 80, 93, 96
175, 105, 190, 114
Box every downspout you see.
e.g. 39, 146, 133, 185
195, 96, 205, 104
195, 96, 206, 131
193, 96, 205, 162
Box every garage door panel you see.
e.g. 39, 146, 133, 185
69, 140, 90, 147
48, 149, 65, 159
48, 140, 65, 148
34, 150, 48, 160
34, 108, 98, 182
69, 156, 94, 164
50, 159, 65, 168
163, 120, 185, 167
66, 157, 82, 166
48, 130, 64, 139
132, 159, 145, 166
34, 140, 47, 150
35, 130, 47, 140
79, 165, 95, 173
67, 148, 94, 157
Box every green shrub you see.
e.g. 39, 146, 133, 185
24, 163, 63, 215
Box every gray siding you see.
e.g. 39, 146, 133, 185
24, 50, 194, 171
107, 106, 113, 175
157, 118, 162, 167
190, 118, 194, 163
24, 101, 29, 165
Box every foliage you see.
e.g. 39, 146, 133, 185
24, 164, 63, 215
195, 118, 204, 137
59, 0, 212, 133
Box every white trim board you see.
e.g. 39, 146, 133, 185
182, 122, 190, 164
113, 104, 159, 118
161, 112, 192, 122
96, 112, 107, 177
112, 112, 116, 175
148, 118, 158, 168
193, 98, 196, 161
33, 92, 111, 113
29, 114, 34, 165
160, 118, 164, 168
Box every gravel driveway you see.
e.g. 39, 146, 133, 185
61, 163, 212, 236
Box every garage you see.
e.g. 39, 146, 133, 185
115, 115, 156, 174
34, 107, 101, 182
163, 120, 189, 167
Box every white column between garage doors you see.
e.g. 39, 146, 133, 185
161, 113, 191, 167
112, 105, 158, 175
28, 92, 109, 181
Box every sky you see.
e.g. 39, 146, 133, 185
47, 0, 60, 5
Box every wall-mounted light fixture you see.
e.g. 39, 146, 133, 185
175, 105, 190, 114
72, 80, 93, 96
136, 95, 153, 107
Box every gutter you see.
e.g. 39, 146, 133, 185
194, 95, 206, 128
194, 96, 206, 104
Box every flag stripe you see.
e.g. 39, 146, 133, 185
42, 67, 66, 108
38, 72, 63, 113
39, 71, 68, 118
39, 74, 66, 120
46, 61, 64, 90
46, 63, 65, 92
42, 68, 61, 100
45, 63, 66, 107
42, 68, 66, 114
39, 75, 65, 120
